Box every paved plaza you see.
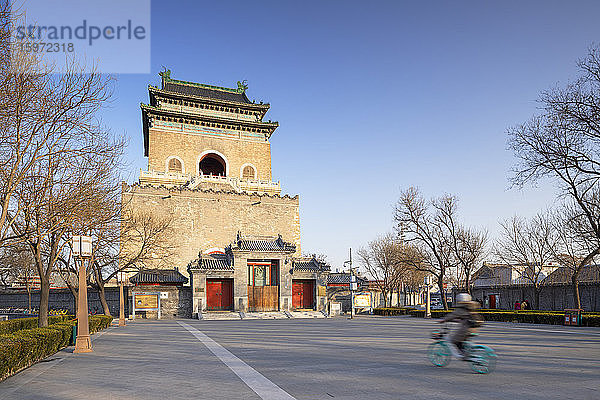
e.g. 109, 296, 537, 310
0, 316, 598, 400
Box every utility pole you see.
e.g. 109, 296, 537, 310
349, 248, 354, 319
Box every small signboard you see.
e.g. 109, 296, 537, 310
354, 293, 372, 308
318, 285, 327, 296
135, 294, 158, 309
160, 292, 169, 299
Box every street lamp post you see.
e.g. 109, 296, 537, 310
424, 276, 432, 318
119, 270, 126, 327
344, 248, 356, 320
73, 235, 93, 353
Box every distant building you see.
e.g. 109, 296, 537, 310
472, 262, 560, 287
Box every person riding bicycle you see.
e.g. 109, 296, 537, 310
439, 293, 483, 360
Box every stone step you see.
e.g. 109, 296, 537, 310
242, 312, 288, 320
200, 312, 241, 320
289, 310, 326, 319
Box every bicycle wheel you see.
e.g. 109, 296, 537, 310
469, 346, 497, 374
428, 341, 451, 367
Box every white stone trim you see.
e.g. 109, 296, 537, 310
203, 247, 225, 255
240, 163, 258, 179
165, 156, 185, 174
197, 150, 229, 177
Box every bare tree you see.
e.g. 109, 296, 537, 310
0, 244, 36, 311
495, 213, 558, 309
453, 228, 488, 294
394, 187, 459, 310
508, 45, 600, 309
80, 205, 175, 316
5, 58, 119, 326
357, 233, 403, 307
550, 203, 600, 308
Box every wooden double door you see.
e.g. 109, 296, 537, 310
292, 279, 315, 309
206, 278, 233, 311
247, 260, 279, 311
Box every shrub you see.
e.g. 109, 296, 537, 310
0, 326, 69, 380
89, 315, 113, 333
0, 314, 113, 381
0, 315, 71, 335
391, 308, 600, 327
373, 307, 416, 316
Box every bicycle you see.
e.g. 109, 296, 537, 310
428, 323, 497, 374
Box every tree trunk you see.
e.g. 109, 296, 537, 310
25, 272, 31, 313
66, 281, 78, 316
92, 263, 111, 316
465, 276, 471, 295
438, 278, 448, 310
572, 274, 581, 310
98, 282, 111, 316
38, 276, 50, 327
533, 285, 540, 310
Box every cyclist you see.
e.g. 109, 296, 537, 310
439, 293, 482, 360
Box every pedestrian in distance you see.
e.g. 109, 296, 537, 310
514, 301, 521, 310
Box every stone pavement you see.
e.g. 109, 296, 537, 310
0, 317, 598, 400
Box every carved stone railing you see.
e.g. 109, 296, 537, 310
139, 169, 281, 195
139, 169, 190, 186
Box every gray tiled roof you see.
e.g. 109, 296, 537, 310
543, 265, 600, 284
232, 234, 296, 253
164, 82, 251, 104
129, 269, 188, 285
189, 253, 234, 271
327, 273, 366, 285
292, 257, 331, 272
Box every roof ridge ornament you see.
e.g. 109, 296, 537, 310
159, 67, 171, 83
237, 80, 248, 93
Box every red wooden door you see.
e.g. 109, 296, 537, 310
292, 281, 302, 308
489, 294, 497, 309
220, 279, 233, 310
292, 280, 315, 309
303, 280, 314, 309
207, 279, 233, 310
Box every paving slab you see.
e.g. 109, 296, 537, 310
0, 316, 598, 400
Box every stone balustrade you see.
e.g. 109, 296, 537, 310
139, 169, 281, 195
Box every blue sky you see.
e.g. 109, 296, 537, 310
103, 1, 600, 268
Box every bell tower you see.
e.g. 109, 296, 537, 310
140, 70, 281, 194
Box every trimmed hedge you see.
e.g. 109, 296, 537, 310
89, 315, 113, 333
373, 307, 600, 327
0, 315, 114, 381
373, 307, 416, 316
0, 315, 71, 335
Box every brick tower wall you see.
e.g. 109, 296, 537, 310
122, 184, 301, 282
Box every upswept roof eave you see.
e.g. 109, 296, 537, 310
148, 85, 270, 110
140, 103, 278, 130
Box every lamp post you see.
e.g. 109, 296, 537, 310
424, 276, 432, 318
344, 248, 356, 320
73, 235, 93, 353
119, 270, 126, 327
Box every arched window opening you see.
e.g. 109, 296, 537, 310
199, 153, 226, 176
168, 158, 182, 173
242, 165, 255, 180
